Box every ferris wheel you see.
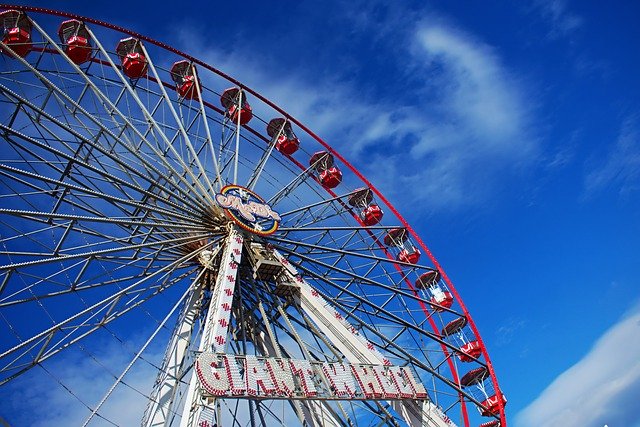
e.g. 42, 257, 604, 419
0, 6, 506, 427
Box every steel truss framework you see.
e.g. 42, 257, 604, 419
0, 5, 506, 427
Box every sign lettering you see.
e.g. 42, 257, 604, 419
196, 353, 427, 400
215, 185, 280, 235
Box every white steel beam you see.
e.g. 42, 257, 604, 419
180, 228, 244, 427
143, 266, 213, 427
271, 250, 455, 427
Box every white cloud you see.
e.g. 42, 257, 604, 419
179, 19, 538, 212
414, 26, 525, 144
516, 306, 640, 427
494, 317, 526, 347
532, 0, 583, 39
584, 116, 640, 198
2, 339, 161, 427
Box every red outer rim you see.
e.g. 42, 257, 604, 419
0, 5, 506, 425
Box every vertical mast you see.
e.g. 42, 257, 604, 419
180, 227, 244, 427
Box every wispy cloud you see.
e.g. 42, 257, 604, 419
414, 26, 527, 146
516, 305, 640, 427
584, 116, 640, 198
179, 14, 539, 212
532, 0, 583, 39
3, 340, 159, 426
494, 317, 526, 347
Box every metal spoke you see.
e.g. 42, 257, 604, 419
82, 280, 194, 427
0, 119, 200, 218
0, 243, 207, 385
1, 37, 213, 213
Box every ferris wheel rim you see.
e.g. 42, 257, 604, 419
0, 4, 506, 426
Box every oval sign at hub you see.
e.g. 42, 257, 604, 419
215, 185, 280, 236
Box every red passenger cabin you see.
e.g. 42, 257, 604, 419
267, 118, 299, 155
480, 393, 507, 417
459, 364, 507, 417
170, 60, 199, 100
309, 151, 342, 189
116, 37, 147, 79
440, 316, 483, 362
221, 87, 252, 125
1, 10, 32, 58
441, 316, 467, 337
58, 20, 92, 65
415, 270, 453, 311
459, 366, 489, 388
459, 340, 483, 362
348, 188, 384, 226
384, 228, 420, 264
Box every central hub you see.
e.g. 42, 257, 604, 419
214, 185, 281, 236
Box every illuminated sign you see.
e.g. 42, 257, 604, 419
215, 185, 280, 236
195, 353, 428, 400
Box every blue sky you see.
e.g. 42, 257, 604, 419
4, 0, 640, 425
